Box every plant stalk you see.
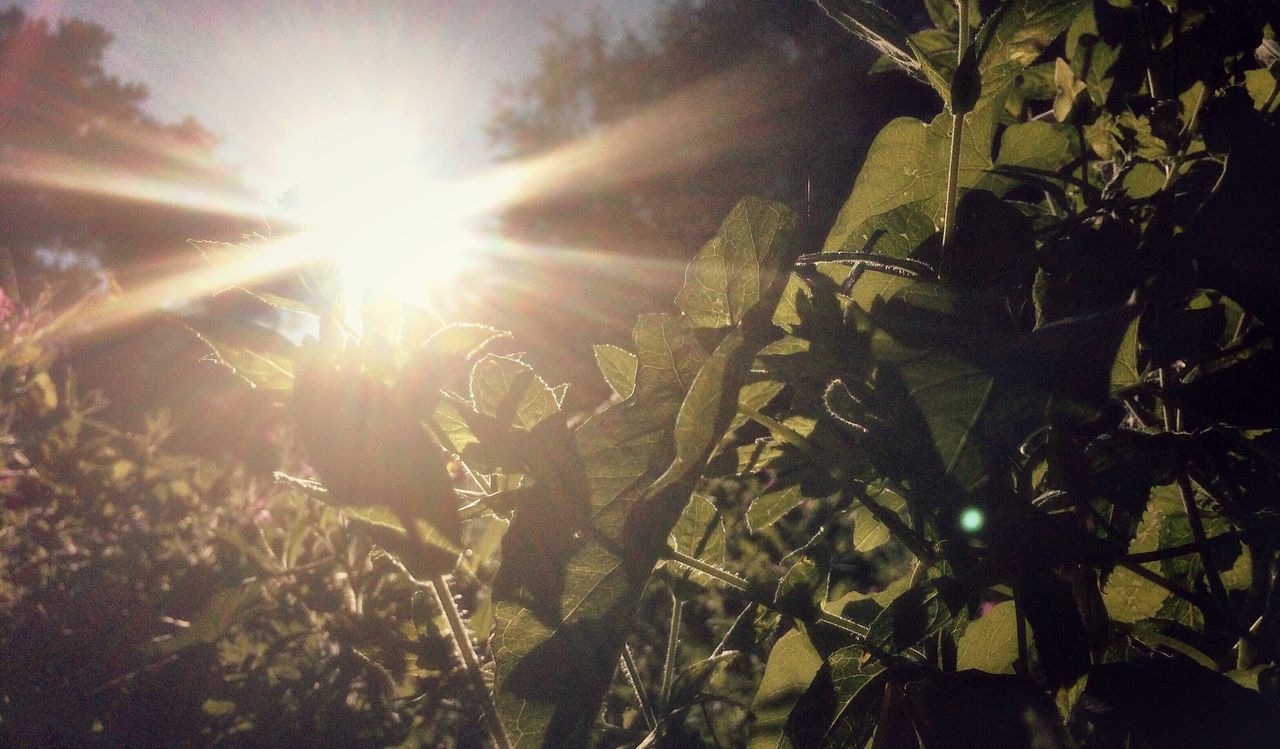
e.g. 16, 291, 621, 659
662, 548, 926, 668
430, 574, 512, 749
660, 591, 683, 711
621, 644, 658, 731
941, 0, 972, 251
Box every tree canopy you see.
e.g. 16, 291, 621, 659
0, 6, 253, 290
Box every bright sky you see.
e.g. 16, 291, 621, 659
11, 0, 657, 191
7, 0, 678, 321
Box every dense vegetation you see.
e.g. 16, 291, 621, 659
5, 0, 1280, 747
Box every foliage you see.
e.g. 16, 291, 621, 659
0, 290, 487, 746
9, 0, 1280, 747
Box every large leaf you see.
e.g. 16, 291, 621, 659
1073, 660, 1280, 748
866, 576, 966, 655
749, 628, 823, 749
955, 601, 1019, 673
824, 0, 1084, 255
676, 196, 801, 329
785, 646, 888, 749
293, 344, 462, 544
822, 113, 995, 255
814, 0, 918, 80
470, 355, 561, 432
191, 322, 297, 391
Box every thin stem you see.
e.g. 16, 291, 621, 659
941, 0, 972, 251
1176, 475, 1237, 626
621, 644, 658, 731
700, 702, 725, 749
1014, 591, 1029, 676
1124, 530, 1248, 564
857, 484, 936, 567
430, 574, 512, 749
661, 592, 683, 711
1116, 559, 1212, 614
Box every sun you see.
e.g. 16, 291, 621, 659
273, 113, 480, 311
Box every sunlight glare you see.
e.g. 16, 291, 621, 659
275, 113, 478, 309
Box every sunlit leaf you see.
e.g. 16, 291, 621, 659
785, 647, 887, 749
592, 344, 637, 400
749, 628, 822, 749
676, 196, 801, 329
470, 354, 561, 432
956, 600, 1019, 673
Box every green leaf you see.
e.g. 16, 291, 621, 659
852, 487, 906, 553
424, 322, 511, 360
492, 198, 800, 748
669, 493, 724, 563
822, 108, 997, 255
294, 344, 462, 544
676, 196, 801, 329
748, 628, 822, 749
666, 651, 737, 716
470, 355, 561, 431
785, 647, 887, 749
592, 344, 637, 400
747, 484, 808, 533
956, 601, 1020, 673
1103, 497, 1174, 623
775, 552, 829, 620
815, 0, 918, 79
976, 0, 1087, 76
1110, 316, 1142, 393
191, 322, 296, 391
866, 576, 966, 654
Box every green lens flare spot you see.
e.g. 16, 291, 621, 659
959, 507, 984, 533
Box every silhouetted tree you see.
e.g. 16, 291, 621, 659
0, 6, 253, 296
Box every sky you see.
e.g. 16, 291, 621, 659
10, 0, 658, 193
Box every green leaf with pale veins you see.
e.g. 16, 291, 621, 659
191, 322, 297, 391
749, 628, 822, 749
1110, 316, 1142, 394
470, 355, 561, 431
592, 344, 637, 400
822, 110, 997, 255
676, 196, 801, 329
956, 600, 1020, 673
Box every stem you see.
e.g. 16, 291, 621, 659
941, 0, 972, 252
621, 644, 658, 731
666, 549, 867, 638
1014, 591, 1029, 676
1124, 530, 1248, 564
660, 592, 683, 711
1116, 559, 1213, 614
1175, 474, 1239, 624
700, 702, 725, 749
857, 484, 936, 566
430, 574, 512, 749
